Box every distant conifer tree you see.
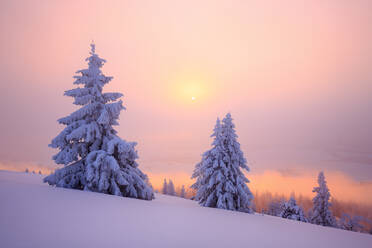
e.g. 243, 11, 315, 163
162, 179, 168, 195
167, 179, 176, 196
310, 172, 336, 227
180, 185, 186, 198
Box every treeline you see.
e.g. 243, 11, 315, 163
163, 184, 372, 227
25, 168, 42, 175
157, 174, 372, 234
253, 191, 372, 221
158, 178, 191, 199
252, 191, 372, 234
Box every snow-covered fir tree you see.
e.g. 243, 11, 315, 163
279, 197, 308, 222
191, 113, 253, 212
44, 43, 153, 200
38, 171, 42, 175
167, 179, 176, 196
162, 179, 168, 195
310, 171, 336, 227
180, 185, 186, 198
25, 168, 29, 173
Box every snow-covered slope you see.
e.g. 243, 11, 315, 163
0, 170, 371, 248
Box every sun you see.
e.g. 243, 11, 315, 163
178, 82, 204, 103
166, 72, 214, 105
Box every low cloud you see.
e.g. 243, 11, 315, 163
148, 169, 372, 205
2, 160, 371, 205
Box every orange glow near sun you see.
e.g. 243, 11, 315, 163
165, 76, 216, 106
179, 81, 204, 102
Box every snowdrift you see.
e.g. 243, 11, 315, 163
0, 170, 371, 248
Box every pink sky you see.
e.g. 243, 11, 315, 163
0, 1, 371, 203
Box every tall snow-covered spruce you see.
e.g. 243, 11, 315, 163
310, 171, 336, 227
191, 113, 253, 212
44, 43, 153, 200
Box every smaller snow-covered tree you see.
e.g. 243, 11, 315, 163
180, 185, 186, 198
38, 171, 42, 175
310, 172, 336, 227
191, 114, 253, 212
162, 179, 168, 195
167, 179, 176, 196
279, 197, 308, 222
32, 171, 35, 174
25, 168, 29, 173
339, 214, 364, 232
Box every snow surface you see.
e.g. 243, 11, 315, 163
1, 170, 371, 248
